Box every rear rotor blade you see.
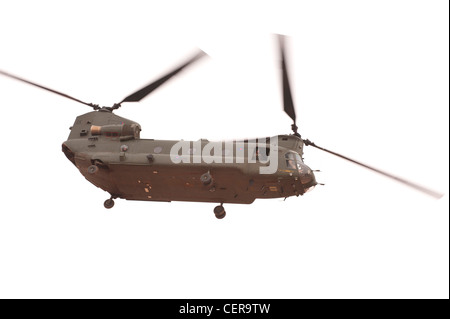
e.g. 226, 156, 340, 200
278, 34, 297, 129
120, 50, 207, 104
304, 139, 444, 199
0, 69, 99, 109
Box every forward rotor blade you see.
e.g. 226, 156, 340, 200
120, 50, 207, 104
304, 139, 444, 199
278, 34, 296, 125
0, 69, 99, 109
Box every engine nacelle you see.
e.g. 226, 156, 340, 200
90, 124, 141, 139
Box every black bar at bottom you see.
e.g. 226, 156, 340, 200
152, 299, 300, 318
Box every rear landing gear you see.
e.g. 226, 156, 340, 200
104, 198, 115, 209
214, 205, 226, 219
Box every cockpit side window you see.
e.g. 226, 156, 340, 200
294, 153, 303, 169
285, 152, 297, 169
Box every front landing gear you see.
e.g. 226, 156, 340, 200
104, 198, 115, 209
214, 205, 226, 219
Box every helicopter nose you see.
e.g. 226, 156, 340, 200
298, 163, 317, 188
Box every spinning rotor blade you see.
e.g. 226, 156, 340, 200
120, 50, 207, 104
278, 34, 297, 133
303, 139, 444, 199
0, 69, 99, 109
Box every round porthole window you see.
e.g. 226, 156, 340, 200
154, 146, 163, 154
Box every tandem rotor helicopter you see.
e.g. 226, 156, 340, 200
0, 35, 443, 219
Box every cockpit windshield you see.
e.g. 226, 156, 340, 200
285, 151, 302, 169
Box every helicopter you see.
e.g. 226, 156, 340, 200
0, 35, 443, 219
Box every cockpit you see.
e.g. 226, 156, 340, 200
285, 151, 316, 191
285, 151, 300, 170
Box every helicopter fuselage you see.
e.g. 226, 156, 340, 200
2, 34, 440, 215
62, 110, 317, 205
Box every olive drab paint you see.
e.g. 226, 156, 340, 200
0, 35, 442, 218
62, 110, 317, 207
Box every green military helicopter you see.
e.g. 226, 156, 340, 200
0, 35, 442, 219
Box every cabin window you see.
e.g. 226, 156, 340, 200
154, 146, 163, 154
252, 147, 270, 161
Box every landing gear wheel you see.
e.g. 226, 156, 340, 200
214, 205, 226, 219
104, 198, 115, 209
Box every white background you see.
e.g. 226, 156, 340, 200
0, 0, 448, 298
